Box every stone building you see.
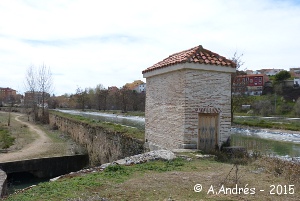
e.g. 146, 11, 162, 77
142, 45, 236, 151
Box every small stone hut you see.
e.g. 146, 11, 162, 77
142, 45, 236, 151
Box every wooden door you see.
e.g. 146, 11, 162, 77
198, 114, 218, 152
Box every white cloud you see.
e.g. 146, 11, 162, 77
0, 0, 300, 95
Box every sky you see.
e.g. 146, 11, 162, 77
1, 0, 300, 96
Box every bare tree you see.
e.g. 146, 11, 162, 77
24, 64, 53, 123
37, 64, 53, 119
294, 98, 300, 117
76, 87, 89, 111
231, 52, 248, 122
24, 65, 38, 121
7, 95, 16, 126
119, 85, 132, 113
94, 84, 109, 111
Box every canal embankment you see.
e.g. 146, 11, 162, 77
49, 111, 145, 166
0, 169, 7, 198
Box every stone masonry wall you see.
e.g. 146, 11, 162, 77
145, 70, 186, 150
49, 113, 144, 166
145, 65, 232, 150
0, 169, 7, 198
184, 69, 232, 146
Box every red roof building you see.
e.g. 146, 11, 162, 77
142, 45, 236, 151
142, 45, 236, 74
233, 74, 269, 95
0, 87, 17, 103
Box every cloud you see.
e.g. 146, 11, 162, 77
0, 0, 300, 95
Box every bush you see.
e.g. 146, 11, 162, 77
252, 99, 273, 116
294, 98, 300, 117
0, 127, 15, 149
278, 103, 293, 115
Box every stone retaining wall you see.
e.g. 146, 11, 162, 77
49, 113, 144, 166
0, 169, 7, 198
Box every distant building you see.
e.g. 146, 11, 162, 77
24, 91, 50, 106
108, 86, 118, 93
246, 70, 253, 74
294, 78, 300, 88
133, 83, 146, 93
246, 70, 260, 74
125, 80, 145, 90
233, 74, 269, 95
0, 87, 17, 103
290, 68, 300, 78
260, 69, 284, 76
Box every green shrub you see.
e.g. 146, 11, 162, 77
0, 127, 15, 149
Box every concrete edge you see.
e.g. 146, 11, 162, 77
0, 168, 7, 198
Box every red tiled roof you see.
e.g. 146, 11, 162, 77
142, 45, 236, 74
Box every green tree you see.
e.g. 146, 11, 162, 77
274, 70, 291, 82
273, 70, 291, 96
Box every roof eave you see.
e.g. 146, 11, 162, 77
143, 63, 236, 78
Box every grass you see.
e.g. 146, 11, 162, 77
50, 111, 145, 140
0, 112, 84, 157
4, 154, 300, 201
0, 127, 15, 149
233, 117, 300, 131
4, 158, 186, 201
0, 112, 33, 150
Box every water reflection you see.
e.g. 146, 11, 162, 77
231, 127, 300, 161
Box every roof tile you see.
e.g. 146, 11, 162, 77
142, 45, 236, 74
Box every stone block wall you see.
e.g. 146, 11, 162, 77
144, 63, 233, 150
49, 113, 144, 166
184, 69, 232, 146
145, 70, 186, 150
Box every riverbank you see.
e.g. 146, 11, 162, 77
3, 150, 300, 201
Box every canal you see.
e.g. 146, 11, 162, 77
56, 110, 300, 160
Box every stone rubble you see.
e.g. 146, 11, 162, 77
111, 149, 176, 166
51, 150, 176, 182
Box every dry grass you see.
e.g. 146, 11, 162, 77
0, 112, 36, 151
0, 112, 84, 159
97, 156, 300, 201
5, 152, 300, 201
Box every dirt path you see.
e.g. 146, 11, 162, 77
0, 114, 53, 162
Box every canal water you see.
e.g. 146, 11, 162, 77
56, 110, 300, 160
56, 109, 145, 130
7, 172, 51, 194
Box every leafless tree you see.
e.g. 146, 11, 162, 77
76, 87, 89, 111
294, 98, 300, 117
37, 64, 53, 119
24, 65, 38, 121
7, 95, 16, 126
24, 64, 53, 123
94, 84, 109, 111
231, 52, 248, 122
252, 99, 273, 116
119, 85, 132, 113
